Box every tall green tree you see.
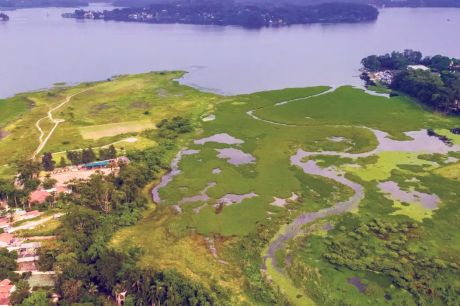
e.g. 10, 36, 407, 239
82, 148, 96, 164
20, 290, 48, 306
17, 160, 41, 185
0, 248, 18, 280
41, 152, 55, 171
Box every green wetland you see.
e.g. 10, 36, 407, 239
1, 72, 460, 305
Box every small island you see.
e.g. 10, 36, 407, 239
0, 12, 9, 21
62, 2, 379, 28
361, 50, 460, 114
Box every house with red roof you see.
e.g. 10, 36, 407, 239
0, 233, 15, 248
0, 279, 15, 306
29, 186, 70, 205
29, 189, 50, 205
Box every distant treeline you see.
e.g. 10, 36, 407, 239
362, 50, 460, 114
112, 0, 460, 9
63, 2, 379, 28
0, 0, 88, 9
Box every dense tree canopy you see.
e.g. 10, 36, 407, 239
362, 50, 460, 114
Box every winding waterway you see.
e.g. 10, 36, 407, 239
1, 5, 460, 98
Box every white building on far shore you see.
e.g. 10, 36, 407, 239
408, 65, 430, 71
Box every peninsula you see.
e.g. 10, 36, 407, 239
361, 50, 460, 114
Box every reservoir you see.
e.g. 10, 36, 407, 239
1, 4, 460, 97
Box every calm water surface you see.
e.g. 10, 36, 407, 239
1, 4, 460, 97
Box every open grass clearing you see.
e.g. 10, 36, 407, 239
79, 120, 155, 140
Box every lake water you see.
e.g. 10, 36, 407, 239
1, 4, 460, 98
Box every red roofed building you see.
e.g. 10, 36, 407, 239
0, 279, 15, 306
0, 233, 15, 248
29, 186, 70, 205
29, 189, 50, 204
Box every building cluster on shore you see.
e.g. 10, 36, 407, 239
363, 64, 432, 86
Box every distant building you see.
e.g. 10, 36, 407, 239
407, 65, 430, 71
0, 279, 15, 306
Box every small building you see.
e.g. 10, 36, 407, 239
0, 279, 15, 306
408, 65, 430, 71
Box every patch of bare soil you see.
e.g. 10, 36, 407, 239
0, 130, 10, 140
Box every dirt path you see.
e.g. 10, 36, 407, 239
32, 89, 90, 159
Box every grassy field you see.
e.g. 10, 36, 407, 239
0, 72, 218, 169
0, 96, 32, 127
79, 120, 155, 140
4, 72, 460, 305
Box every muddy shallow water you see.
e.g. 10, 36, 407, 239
151, 149, 200, 204
265, 152, 365, 267
296, 129, 460, 161
194, 133, 244, 145
216, 192, 258, 206
348, 277, 366, 293
378, 181, 440, 209
216, 148, 255, 165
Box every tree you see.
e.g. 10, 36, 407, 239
66, 150, 82, 165
99, 145, 117, 160
0, 179, 14, 204
429, 55, 452, 72
60, 279, 83, 303
9, 280, 30, 305
82, 148, 96, 164
20, 290, 48, 306
17, 160, 41, 185
41, 152, 55, 171
69, 174, 122, 214
59, 157, 67, 168
107, 145, 117, 159
361, 55, 381, 71
0, 248, 18, 280
42, 177, 57, 190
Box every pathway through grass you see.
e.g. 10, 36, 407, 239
33, 89, 91, 158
